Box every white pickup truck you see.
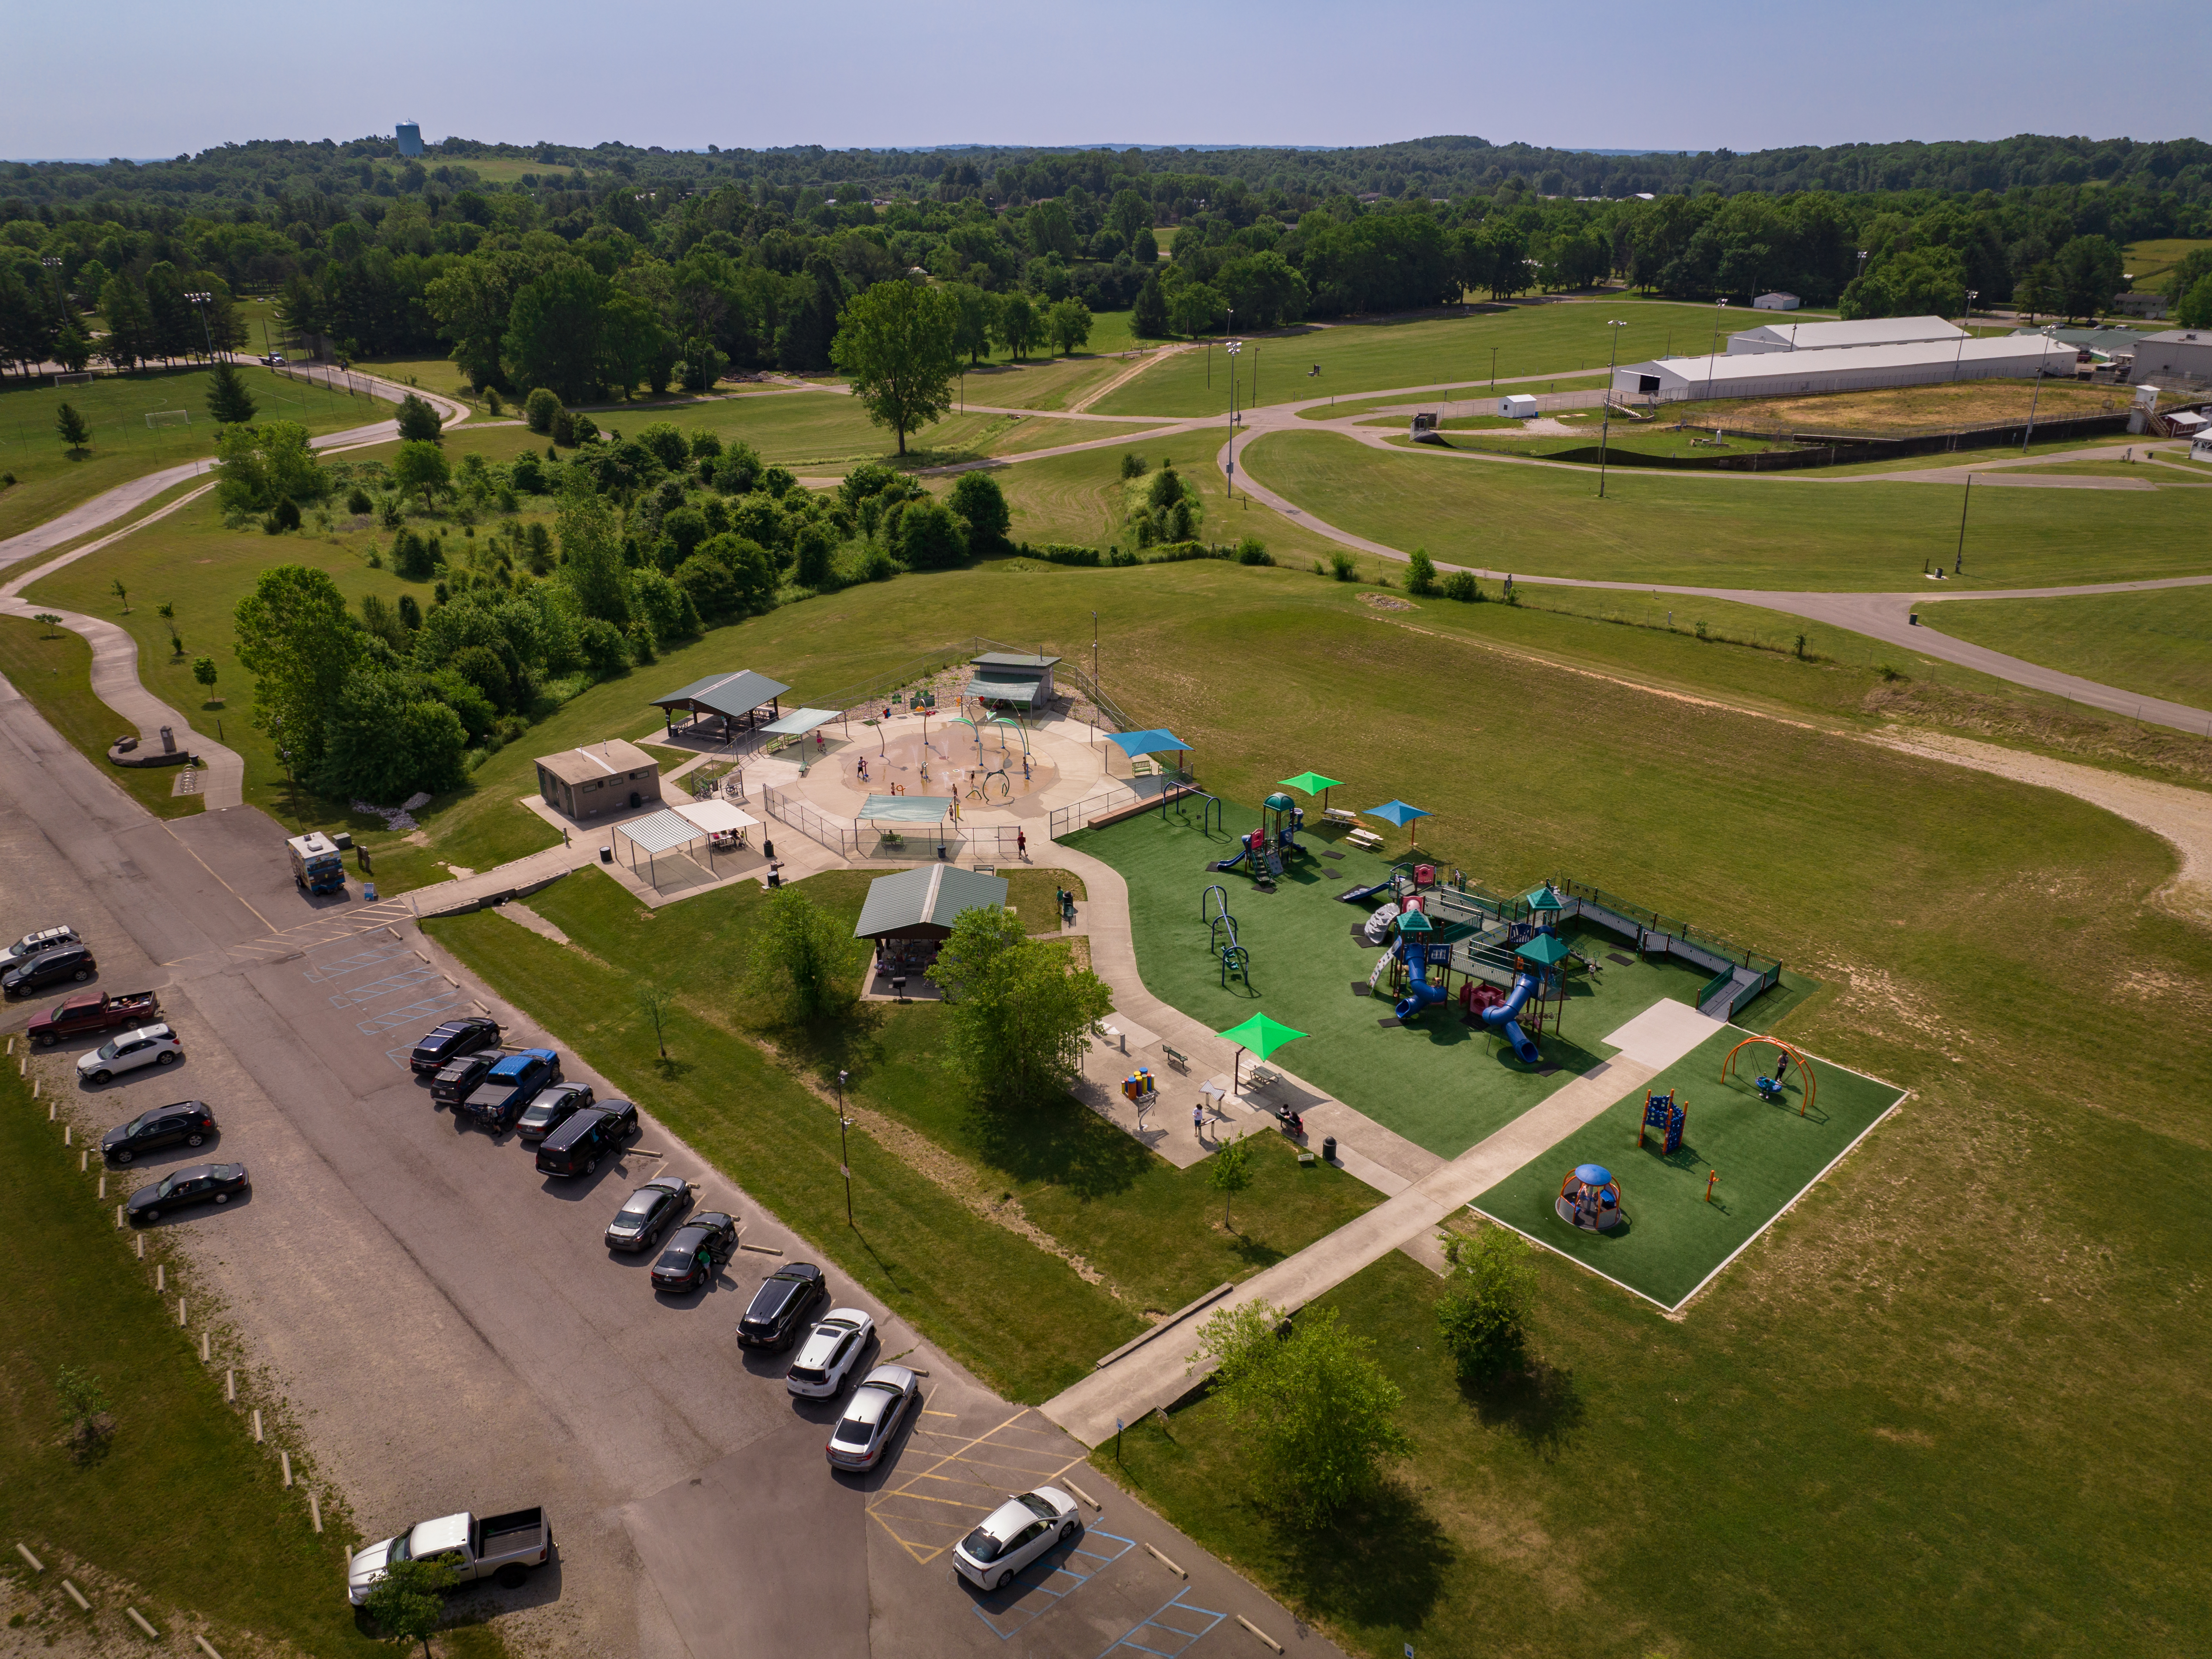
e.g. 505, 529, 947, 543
347, 1507, 551, 1605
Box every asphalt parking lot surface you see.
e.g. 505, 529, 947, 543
0, 690, 1340, 1659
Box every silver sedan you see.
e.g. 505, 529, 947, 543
825, 1365, 918, 1471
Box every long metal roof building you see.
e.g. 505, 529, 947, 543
1728, 315, 1966, 355
1615, 335, 2078, 405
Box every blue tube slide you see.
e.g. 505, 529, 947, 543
1482, 973, 1543, 1063
1393, 939, 1451, 1021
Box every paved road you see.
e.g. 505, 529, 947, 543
0, 678, 1336, 1659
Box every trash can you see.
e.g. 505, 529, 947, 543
599, 846, 614, 864
363, 883, 378, 902
1322, 1135, 1337, 1164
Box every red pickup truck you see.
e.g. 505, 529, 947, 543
30, 990, 161, 1047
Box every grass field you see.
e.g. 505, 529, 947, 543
0, 614, 200, 819
1473, 1026, 1906, 1307
1920, 586, 2212, 715
0, 365, 378, 542
2121, 236, 2212, 288
1664, 376, 2130, 433
0, 1060, 383, 1657
1091, 303, 1789, 419
1242, 428, 2212, 590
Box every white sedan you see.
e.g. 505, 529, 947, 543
953, 1488, 1082, 1593
78, 1023, 184, 1085
785, 1309, 874, 1398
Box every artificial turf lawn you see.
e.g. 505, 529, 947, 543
0, 1062, 383, 1656
1474, 1027, 1906, 1307
1064, 800, 1727, 1159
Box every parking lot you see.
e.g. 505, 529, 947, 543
0, 695, 1338, 1659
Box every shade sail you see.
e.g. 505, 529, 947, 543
1216, 1012, 1307, 1061
759, 706, 843, 737
612, 807, 709, 856
672, 799, 758, 835
1276, 772, 1344, 796
1364, 799, 1431, 826
1106, 729, 1190, 760
860, 795, 955, 824
963, 676, 1046, 706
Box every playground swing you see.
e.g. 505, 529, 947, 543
1720, 1035, 1816, 1116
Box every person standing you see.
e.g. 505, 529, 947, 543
1193, 1101, 1206, 1140
1016, 828, 1027, 861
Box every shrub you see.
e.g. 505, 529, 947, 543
1329, 549, 1357, 581
509, 451, 546, 494
1235, 536, 1272, 566
794, 521, 840, 589
690, 428, 724, 460
1443, 570, 1482, 602
1119, 452, 1147, 480
898, 497, 968, 570
947, 471, 1012, 551
635, 421, 691, 473
551, 408, 575, 446
377, 494, 404, 531
525, 387, 561, 434
345, 485, 373, 516
578, 616, 630, 675
1406, 547, 1438, 596
713, 441, 764, 495
483, 387, 504, 416
569, 413, 599, 446
761, 464, 797, 499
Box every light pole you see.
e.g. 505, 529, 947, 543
1090, 610, 1099, 741
1225, 338, 1242, 498
185, 291, 216, 363
1950, 291, 1978, 382
837, 1069, 853, 1227
1703, 298, 1728, 403
1597, 319, 1628, 499
1853, 248, 1868, 298
1489, 343, 1499, 391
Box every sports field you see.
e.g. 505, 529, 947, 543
1474, 1027, 1905, 1307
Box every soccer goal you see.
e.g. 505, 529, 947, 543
145, 410, 191, 429
52, 370, 93, 386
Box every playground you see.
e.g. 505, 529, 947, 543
1064, 797, 1760, 1160
1472, 1029, 1906, 1308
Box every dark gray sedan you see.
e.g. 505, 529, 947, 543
127, 1163, 249, 1224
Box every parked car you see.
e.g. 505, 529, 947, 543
101, 1100, 218, 1163
826, 1365, 919, 1471
29, 989, 159, 1048
456, 1048, 560, 1132
430, 1049, 504, 1106
650, 1211, 738, 1293
605, 1176, 694, 1252
786, 1309, 875, 1399
3, 942, 96, 997
3, 925, 80, 967
737, 1262, 827, 1351
533, 1099, 638, 1178
77, 1023, 182, 1083
516, 1080, 593, 1143
410, 1016, 501, 1075
952, 1489, 1081, 1593
125, 1162, 249, 1224
347, 1508, 550, 1606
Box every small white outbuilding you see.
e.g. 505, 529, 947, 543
1499, 394, 1540, 419
1752, 292, 1801, 311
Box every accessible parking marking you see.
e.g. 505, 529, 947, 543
970, 1528, 1137, 1641
1095, 1587, 1228, 1657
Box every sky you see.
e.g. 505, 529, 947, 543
6, 0, 2207, 160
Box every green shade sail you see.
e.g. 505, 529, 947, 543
1216, 1012, 1308, 1061
1517, 932, 1572, 965
1277, 772, 1344, 796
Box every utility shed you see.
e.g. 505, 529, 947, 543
1751, 292, 1801, 311
853, 864, 1008, 943
2131, 329, 2212, 381
1728, 315, 1965, 355
1615, 335, 2078, 404
535, 740, 662, 820
963, 653, 1059, 710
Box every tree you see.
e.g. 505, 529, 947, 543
2179, 272, 2212, 330
394, 392, 443, 443
1434, 1225, 1540, 1381
55, 402, 90, 455
524, 387, 562, 434
793, 520, 839, 589
947, 472, 1012, 552
828, 281, 961, 457
111, 578, 129, 612
1195, 1299, 1411, 1527
234, 566, 363, 778
205, 360, 258, 425
1046, 297, 1093, 358
948, 283, 995, 366
638, 986, 674, 1059
391, 440, 450, 511
896, 496, 967, 570
1169, 282, 1224, 339
213, 420, 323, 514
1406, 547, 1438, 596
1207, 1130, 1256, 1229
314, 668, 467, 801
995, 293, 1040, 361
1131, 272, 1170, 340
2052, 234, 2124, 320
745, 885, 857, 1023
932, 906, 1111, 1108
362, 1553, 460, 1658
505, 265, 612, 403
558, 481, 631, 624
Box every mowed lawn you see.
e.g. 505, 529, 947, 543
0, 1063, 383, 1657
0, 614, 199, 819
0, 364, 376, 542
1918, 585, 2212, 714
1092, 300, 1772, 419
1243, 428, 2212, 590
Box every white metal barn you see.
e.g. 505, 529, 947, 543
1727, 314, 1965, 355
1499, 394, 1540, 418
1613, 336, 2079, 404
1752, 292, 1801, 311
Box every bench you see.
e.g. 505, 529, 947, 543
1161, 1044, 1189, 1070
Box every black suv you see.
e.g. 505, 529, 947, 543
737, 1262, 827, 1351
101, 1100, 219, 1164
534, 1099, 639, 1178
431, 1049, 504, 1106
3, 942, 96, 997
410, 1016, 501, 1075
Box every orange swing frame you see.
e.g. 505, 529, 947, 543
1720, 1035, 1815, 1116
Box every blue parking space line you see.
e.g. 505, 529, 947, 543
972, 1529, 1135, 1641
1094, 1588, 1228, 1659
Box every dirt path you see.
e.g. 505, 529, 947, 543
1070, 344, 1192, 413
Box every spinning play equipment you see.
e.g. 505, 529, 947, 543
1121, 1068, 1158, 1105
1639, 1089, 1686, 1155
1720, 1035, 1815, 1116
1556, 1164, 1625, 1232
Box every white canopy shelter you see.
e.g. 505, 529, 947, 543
672, 799, 760, 836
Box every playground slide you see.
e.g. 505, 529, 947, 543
1213, 845, 1248, 874
1481, 972, 1543, 1063
1392, 939, 1451, 1021
1337, 876, 1393, 904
